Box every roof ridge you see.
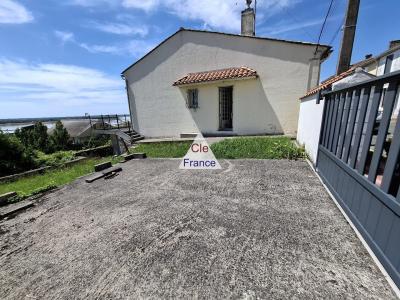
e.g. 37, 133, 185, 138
121, 28, 332, 74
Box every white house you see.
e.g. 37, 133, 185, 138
297, 40, 400, 164
122, 5, 331, 138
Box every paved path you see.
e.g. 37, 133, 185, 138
0, 159, 396, 299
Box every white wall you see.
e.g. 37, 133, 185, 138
376, 48, 400, 76
297, 94, 324, 164
181, 78, 284, 135
124, 30, 327, 138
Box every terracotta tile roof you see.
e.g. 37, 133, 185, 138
173, 67, 258, 86
300, 56, 377, 99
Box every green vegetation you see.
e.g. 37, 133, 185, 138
0, 131, 37, 177
34, 150, 76, 167
0, 156, 122, 200
50, 121, 71, 151
132, 141, 192, 158
130, 137, 304, 160
211, 137, 304, 160
15, 122, 51, 153
1, 121, 113, 177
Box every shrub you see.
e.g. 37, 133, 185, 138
34, 150, 76, 167
15, 121, 52, 153
0, 131, 37, 177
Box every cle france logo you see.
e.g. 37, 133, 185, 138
179, 134, 222, 170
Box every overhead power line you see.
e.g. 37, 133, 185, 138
328, 17, 345, 45
314, 0, 335, 55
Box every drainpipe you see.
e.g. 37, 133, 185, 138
121, 74, 134, 132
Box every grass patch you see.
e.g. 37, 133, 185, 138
211, 137, 304, 160
131, 142, 192, 158
0, 156, 122, 200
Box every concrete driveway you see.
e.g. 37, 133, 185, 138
0, 159, 396, 299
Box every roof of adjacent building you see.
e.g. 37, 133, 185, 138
172, 67, 258, 86
48, 120, 101, 138
121, 28, 332, 75
301, 43, 400, 99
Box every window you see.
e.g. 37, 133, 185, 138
187, 89, 198, 109
384, 54, 394, 74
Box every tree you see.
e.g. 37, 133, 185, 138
32, 122, 50, 152
50, 121, 71, 151
0, 131, 37, 176
15, 122, 51, 153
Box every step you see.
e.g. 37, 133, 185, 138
131, 136, 145, 142
180, 133, 198, 138
0, 201, 34, 219
0, 192, 17, 206
102, 166, 122, 176
123, 153, 147, 161
94, 161, 112, 172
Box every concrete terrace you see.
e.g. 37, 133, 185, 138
0, 159, 397, 299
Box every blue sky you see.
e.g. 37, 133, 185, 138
0, 0, 399, 118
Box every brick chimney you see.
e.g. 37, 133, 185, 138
389, 40, 400, 49
241, 7, 255, 36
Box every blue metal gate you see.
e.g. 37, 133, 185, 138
317, 70, 400, 288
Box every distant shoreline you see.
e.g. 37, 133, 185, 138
0, 114, 130, 125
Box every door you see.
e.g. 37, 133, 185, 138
219, 87, 233, 130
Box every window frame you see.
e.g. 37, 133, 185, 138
187, 88, 199, 109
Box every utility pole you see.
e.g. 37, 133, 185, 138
336, 0, 360, 75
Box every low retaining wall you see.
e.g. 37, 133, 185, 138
0, 157, 88, 183
75, 145, 113, 157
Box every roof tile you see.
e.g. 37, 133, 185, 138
173, 67, 258, 86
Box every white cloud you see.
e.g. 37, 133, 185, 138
87, 21, 149, 36
54, 30, 75, 44
68, 0, 118, 7
79, 40, 154, 56
0, 59, 125, 106
122, 0, 159, 12
0, 0, 34, 24
53, 28, 153, 57
259, 14, 340, 36
69, 0, 300, 32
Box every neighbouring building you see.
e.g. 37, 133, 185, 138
121, 4, 331, 138
48, 120, 109, 144
297, 40, 400, 164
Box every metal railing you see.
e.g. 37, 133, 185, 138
86, 114, 132, 133
320, 70, 400, 198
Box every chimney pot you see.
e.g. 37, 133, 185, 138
241, 8, 255, 36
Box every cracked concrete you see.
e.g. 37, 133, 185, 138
0, 159, 397, 299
